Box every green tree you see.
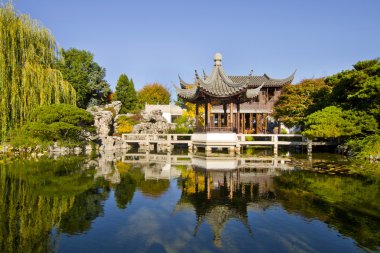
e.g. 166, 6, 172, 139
138, 83, 171, 105
273, 78, 331, 127
0, 3, 76, 138
58, 48, 111, 108
302, 106, 377, 139
326, 59, 380, 123
113, 74, 138, 113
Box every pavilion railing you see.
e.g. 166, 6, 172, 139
195, 126, 234, 133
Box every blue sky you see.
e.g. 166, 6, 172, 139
12, 0, 380, 93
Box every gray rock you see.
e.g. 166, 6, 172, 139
87, 100, 123, 139
93, 110, 113, 138
107, 101, 122, 115
132, 109, 170, 134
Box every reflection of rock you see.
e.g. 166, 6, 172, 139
143, 163, 181, 180
91, 151, 121, 184
48, 143, 90, 156
132, 110, 171, 134
98, 136, 129, 151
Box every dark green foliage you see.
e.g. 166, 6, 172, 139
297, 59, 380, 157
59, 184, 110, 235
113, 74, 138, 113
303, 106, 377, 139
345, 135, 380, 158
31, 104, 94, 126
326, 59, 380, 122
9, 104, 94, 148
58, 48, 111, 108
114, 174, 136, 209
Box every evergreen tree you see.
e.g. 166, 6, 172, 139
113, 74, 138, 113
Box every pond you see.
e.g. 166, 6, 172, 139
0, 152, 379, 253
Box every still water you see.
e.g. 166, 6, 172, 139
0, 152, 379, 253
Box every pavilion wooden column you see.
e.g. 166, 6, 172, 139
256, 113, 262, 134
229, 102, 234, 130
218, 113, 221, 127
236, 103, 240, 133
263, 113, 268, 133
242, 113, 246, 134
195, 103, 199, 127
205, 102, 209, 127
223, 104, 227, 126
249, 113, 253, 133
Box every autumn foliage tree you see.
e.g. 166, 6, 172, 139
273, 78, 331, 127
138, 83, 171, 105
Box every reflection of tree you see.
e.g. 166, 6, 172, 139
0, 157, 95, 253
59, 178, 110, 234
274, 171, 380, 250
114, 174, 136, 209
117, 163, 170, 199
139, 179, 170, 198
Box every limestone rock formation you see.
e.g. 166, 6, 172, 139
93, 110, 113, 138
88, 101, 123, 139
106, 101, 122, 115
132, 109, 170, 134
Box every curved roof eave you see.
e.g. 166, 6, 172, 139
246, 82, 265, 99
264, 70, 296, 83
178, 75, 194, 89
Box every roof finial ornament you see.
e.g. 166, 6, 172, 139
194, 69, 200, 80
214, 53, 222, 66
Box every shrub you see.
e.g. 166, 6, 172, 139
346, 135, 380, 158
245, 136, 254, 141
9, 104, 94, 148
116, 115, 139, 134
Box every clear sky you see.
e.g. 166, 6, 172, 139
12, 0, 380, 93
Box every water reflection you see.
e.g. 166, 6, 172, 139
175, 156, 291, 248
0, 153, 379, 252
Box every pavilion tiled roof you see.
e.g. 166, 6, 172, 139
175, 53, 294, 102
230, 73, 294, 88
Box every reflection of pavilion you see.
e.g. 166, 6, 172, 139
175, 156, 292, 247
143, 163, 182, 180
190, 156, 286, 200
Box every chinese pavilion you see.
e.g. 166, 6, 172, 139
176, 53, 294, 134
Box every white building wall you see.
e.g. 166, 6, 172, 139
162, 112, 171, 123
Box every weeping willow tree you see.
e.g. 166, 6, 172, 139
0, 3, 76, 139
